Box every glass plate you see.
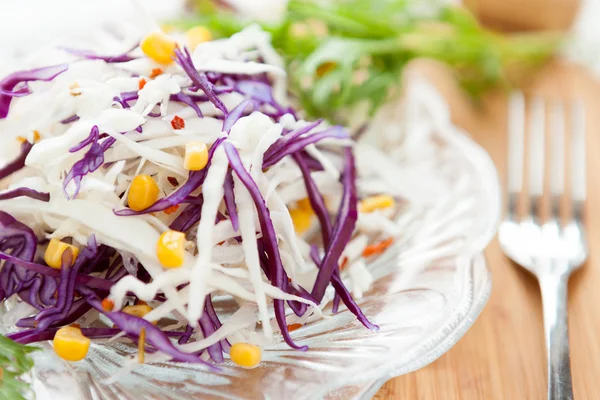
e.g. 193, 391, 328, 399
1, 77, 500, 399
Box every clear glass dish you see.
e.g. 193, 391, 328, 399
1, 78, 500, 399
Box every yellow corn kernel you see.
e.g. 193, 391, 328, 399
184, 141, 209, 171
230, 342, 261, 368
290, 208, 312, 234
157, 230, 186, 268
123, 304, 157, 324
128, 175, 160, 212
186, 26, 212, 50
160, 24, 174, 34
358, 195, 395, 213
296, 198, 312, 211
44, 239, 79, 269
140, 31, 177, 65
53, 326, 90, 362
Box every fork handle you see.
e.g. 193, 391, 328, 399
539, 271, 574, 400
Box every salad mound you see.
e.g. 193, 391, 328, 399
0, 25, 404, 369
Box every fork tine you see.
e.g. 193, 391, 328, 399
571, 99, 586, 221
528, 96, 546, 220
507, 91, 525, 219
550, 100, 565, 218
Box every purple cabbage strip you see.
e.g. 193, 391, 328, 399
263, 126, 349, 169
169, 200, 203, 232
332, 293, 341, 314
223, 169, 239, 232
199, 311, 223, 362
0, 187, 49, 202
205, 295, 230, 351
60, 115, 80, 124
171, 92, 203, 117
69, 125, 100, 152
61, 45, 138, 63
235, 80, 275, 106
115, 137, 225, 215
294, 154, 331, 246
178, 325, 194, 345
224, 142, 307, 351
0, 85, 31, 97
0, 141, 32, 181
310, 148, 357, 301
174, 47, 228, 116
222, 99, 254, 133
330, 273, 378, 331
0, 64, 68, 119
262, 122, 330, 166
80, 287, 215, 367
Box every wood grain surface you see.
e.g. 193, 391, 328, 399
374, 53, 600, 400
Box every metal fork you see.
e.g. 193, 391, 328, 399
499, 92, 587, 400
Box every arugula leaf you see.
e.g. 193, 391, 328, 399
0, 335, 40, 400
177, 0, 559, 123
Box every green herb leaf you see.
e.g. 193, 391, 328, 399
0, 335, 40, 400
177, 0, 560, 123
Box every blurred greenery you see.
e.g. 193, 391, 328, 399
177, 0, 559, 123
0, 335, 40, 400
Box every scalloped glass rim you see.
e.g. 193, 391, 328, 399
0, 78, 501, 400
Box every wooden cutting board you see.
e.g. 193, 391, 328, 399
374, 55, 600, 399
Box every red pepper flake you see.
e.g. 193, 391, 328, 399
164, 205, 180, 215
70, 323, 81, 329
0, 367, 4, 382
101, 298, 115, 312
16, 136, 27, 144
138, 78, 147, 90
288, 323, 302, 332
339, 257, 349, 271
171, 115, 185, 130
33, 130, 41, 142
135, 299, 148, 306
362, 238, 394, 258
167, 176, 179, 186
150, 68, 163, 78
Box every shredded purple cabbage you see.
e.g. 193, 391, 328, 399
223, 169, 239, 232
171, 92, 203, 117
61, 45, 138, 63
174, 47, 228, 116
224, 142, 307, 351
64, 125, 115, 199
0, 64, 68, 118
80, 287, 215, 367
0, 141, 33, 181
263, 126, 349, 169
0, 187, 49, 202
60, 115, 80, 124
0, 250, 114, 292
223, 99, 254, 133
0, 211, 39, 304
